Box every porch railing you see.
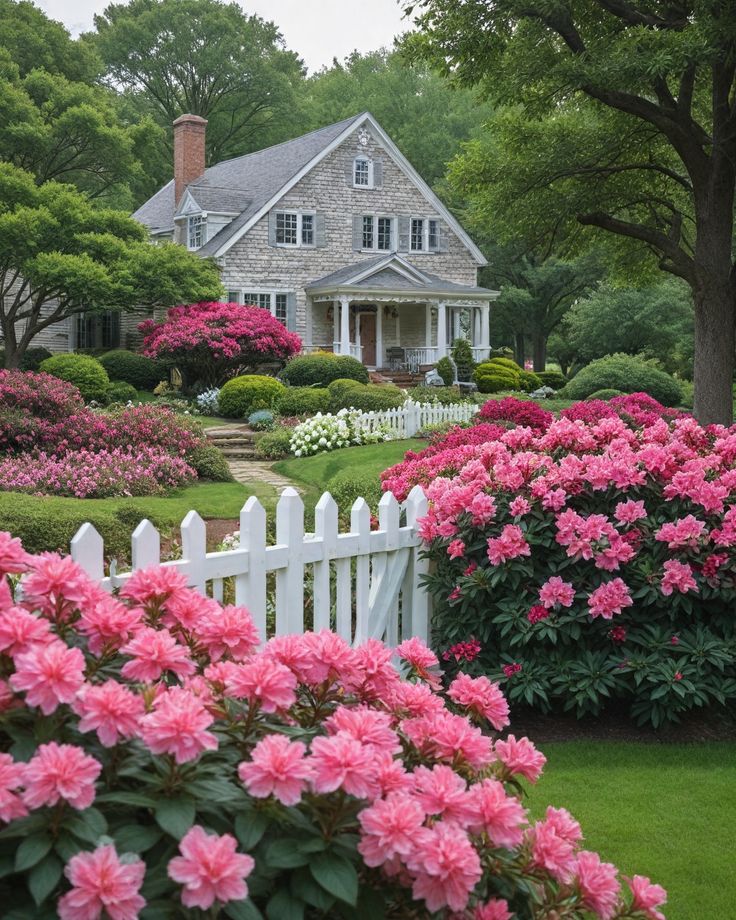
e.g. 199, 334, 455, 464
404, 347, 438, 369
332, 341, 363, 361
471, 346, 491, 362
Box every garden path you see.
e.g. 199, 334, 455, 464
227, 459, 302, 494
204, 424, 302, 495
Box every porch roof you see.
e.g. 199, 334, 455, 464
305, 254, 498, 301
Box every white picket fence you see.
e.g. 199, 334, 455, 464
70, 486, 430, 648
354, 399, 478, 440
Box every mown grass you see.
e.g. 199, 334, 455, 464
524, 741, 736, 920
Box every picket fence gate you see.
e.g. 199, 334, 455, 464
353, 399, 477, 440
70, 485, 431, 648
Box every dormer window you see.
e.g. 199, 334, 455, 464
187, 214, 205, 250
354, 157, 372, 188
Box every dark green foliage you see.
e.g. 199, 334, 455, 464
281, 354, 368, 387
0, 347, 53, 372
329, 384, 405, 413
408, 385, 467, 405
537, 371, 566, 391
106, 380, 138, 403
218, 375, 285, 419
254, 429, 292, 460
473, 361, 521, 393
451, 338, 475, 382
188, 444, 233, 482
435, 357, 454, 386
487, 357, 521, 372
588, 389, 625, 401
564, 354, 683, 406
326, 470, 382, 520
518, 369, 542, 392
39, 354, 110, 403
99, 350, 165, 391
276, 387, 332, 416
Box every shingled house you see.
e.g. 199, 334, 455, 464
131, 112, 496, 371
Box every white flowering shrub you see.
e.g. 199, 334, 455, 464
195, 387, 221, 416
290, 409, 388, 457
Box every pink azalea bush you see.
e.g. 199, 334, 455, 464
140, 301, 302, 388
0, 370, 84, 452
0, 533, 666, 918
384, 404, 736, 726
477, 396, 554, 430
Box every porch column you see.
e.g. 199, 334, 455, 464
473, 307, 481, 347
480, 302, 490, 361
333, 299, 339, 352
305, 297, 313, 350
339, 295, 351, 356
376, 304, 383, 368
425, 302, 432, 351
436, 300, 447, 358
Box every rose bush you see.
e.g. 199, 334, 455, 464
383, 401, 736, 726
140, 302, 302, 389
0, 534, 666, 919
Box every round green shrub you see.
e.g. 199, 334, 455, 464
473, 361, 521, 393
326, 470, 383, 517
99, 350, 166, 391
518, 369, 543, 392
276, 387, 332, 416
488, 356, 522, 372
329, 383, 405, 412
106, 380, 138, 403
281, 352, 369, 387
218, 375, 285, 418
39, 353, 110, 403
587, 388, 625, 401
408, 386, 467, 405
188, 444, 234, 482
435, 357, 454, 386
564, 354, 683, 406
537, 370, 567, 391
254, 428, 292, 460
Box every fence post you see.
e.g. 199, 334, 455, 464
351, 497, 371, 644
404, 485, 430, 644
313, 492, 338, 632
181, 511, 207, 594
275, 488, 304, 635
71, 524, 105, 582
237, 497, 267, 640
131, 520, 160, 571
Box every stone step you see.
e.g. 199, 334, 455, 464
205, 430, 256, 441
220, 447, 257, 457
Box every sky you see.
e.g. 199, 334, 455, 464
37, 0, 411, 72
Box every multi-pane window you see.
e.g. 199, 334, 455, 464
274, 294, 288, 325
377, 217, 392, 251
301, 213, 314, 246
354, 157, 370, 187
362, 215, 374, 249
75, 311, 120, 350
101, 311, 120, 350
410, 218, 424, 251
188, 215, 204, 249
227, 291, 241, 304
241, 292, 291, 326
428, 219, 439, 251
243, 293, 272, 310
275, 211, 298, 245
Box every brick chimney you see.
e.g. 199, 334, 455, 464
173, 114, 207, 206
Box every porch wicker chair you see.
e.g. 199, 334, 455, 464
385, 347, 406, 371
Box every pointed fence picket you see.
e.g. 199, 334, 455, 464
353, 399, 478, 440
69, 485, 431, 647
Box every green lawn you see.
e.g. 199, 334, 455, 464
524, 742, 736, 920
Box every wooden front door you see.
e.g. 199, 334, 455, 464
360, 313, 377, 366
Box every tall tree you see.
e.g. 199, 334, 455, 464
406, 0, 736, 424
305, 49, 493, 185
90, 0, 308, 165
0, 163, 222, 368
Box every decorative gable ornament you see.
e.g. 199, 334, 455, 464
357, 127, 370, 146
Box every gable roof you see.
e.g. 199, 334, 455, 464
133, 113, 487, 265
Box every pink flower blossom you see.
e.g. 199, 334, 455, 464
466, 778, 527, 848
529, 816, 578, 882
309, 732, 378, 799
325, 705, 401, 754
527, 605, 549, 624
0, 531, 32, 575
120, 565, 190, 612
22, 553, 91, 621
538, 576, 576, 609
625, 874, 667, 920
448, 672, 510, 730
396, 636, 440, 672
474, 899, 512, 920
77, 595, 143, 656
10, 639, 85, 714
22, 742, 101, 810
502, 662, 522, 678
73, 681, 144, 747
0, 753, 27, 823
358, 793, 426, 866
58, 845, 146, 920
139, 687, 218, 763
587, 578, 633, 619
509, 496, 531, 516
655, 514, 707, 550
412, 764, 475, 826
575, 850, 621, 920
0, 606, 53, 657
407, 821, 482, 913
614, 499, 647, 524
402, 711, 494, 770
660, 559, 698, 596
486, 524, 531, 566
120, 626, 195, 682
238, 734, 312, 805
447, 539, 466, 558
494, 734, 546, 783
168, 825, 255, 910
195, 605, 260, 661
442, 638, 481, 664
225, 656, 297, 712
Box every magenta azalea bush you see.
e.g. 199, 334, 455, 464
140, 302, 302, 389
0, 534, 666, 919
477, 398, 554, 431
0, 371, 84, 453
384, 403, 736, 727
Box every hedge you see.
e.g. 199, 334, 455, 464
99, 350, 166, 391
39, 353, 110, 403
537, 370, 567, 391
329, 383, 405, 412
276, 387, 332, 416
218, 374, 285, 418
563, 354, 683, 406
281, 352, 369, 387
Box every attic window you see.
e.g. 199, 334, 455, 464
354, 157, 371, 188
187, 214, 205, 250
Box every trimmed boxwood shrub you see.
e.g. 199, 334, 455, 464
408, 385, 467, 405
329, 383, 405, 412
537, 370, 567, 391
588, 388, 626, 400
276, 387, 332, 416
564, 354, 683, 406
39, 353, 110, 403
488, 356, 522, 373
435, 356, 454, 386
218, 374, 285, 418
99, 349, 166, 391
451, 338, 475, 382
281, 352, 369, 387
518, 369, 543, 392
106, 380, 138, 403
473, 361, 521, 393
254, 428, 292, 459
189, 444, 234, 482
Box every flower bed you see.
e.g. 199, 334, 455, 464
290, 409, 388, 456
0, 534, 665, 918
384, 400, 736, 726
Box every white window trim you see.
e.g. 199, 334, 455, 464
274, 210, 316, 248
187, 213, 206, 251
409, 216, 441, 253
361, 213, 395, 253
234, 289, 292, 324
353, 156, 374, 189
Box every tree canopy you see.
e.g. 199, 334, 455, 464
406, 0, 736, 424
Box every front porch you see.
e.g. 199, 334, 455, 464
303, 255, 497, 370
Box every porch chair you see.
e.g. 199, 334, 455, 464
385, 347, 406, 371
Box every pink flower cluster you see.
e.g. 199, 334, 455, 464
478, 396, 555, 430
0, 534, 665, 919
0, 370, 83, 452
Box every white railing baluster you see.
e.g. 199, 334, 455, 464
181, 511, 207, 593
313, 493, 338, 632
351, 498, 371, 644
275, 488, 304, 635
237, 497, 266, 639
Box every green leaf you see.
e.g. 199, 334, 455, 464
114, 824, 163, 853
155, 797, 196, 839
15, 833, 53, 872
234, 811, 268, 850
310, 852, 358, 906
265, 838, 310, 869
96, 791, 157, 808
224, 900, 265, 920
266, 890, 304, 920
64, 807, 108, 844
28, 853, 63, 905
54, 836, 85, 862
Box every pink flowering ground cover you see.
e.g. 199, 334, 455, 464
383, 399, 736, 727
0, 533, 665, 918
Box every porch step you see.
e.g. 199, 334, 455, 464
375, 369, 425, 388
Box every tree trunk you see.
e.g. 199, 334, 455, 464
532, 334, 546, 372
692, 280, 735, 425
514, 333, 525, 366
0, 319, 20, 368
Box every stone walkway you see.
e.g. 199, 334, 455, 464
227, 459, 302, 495
204, 422, 302, 495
